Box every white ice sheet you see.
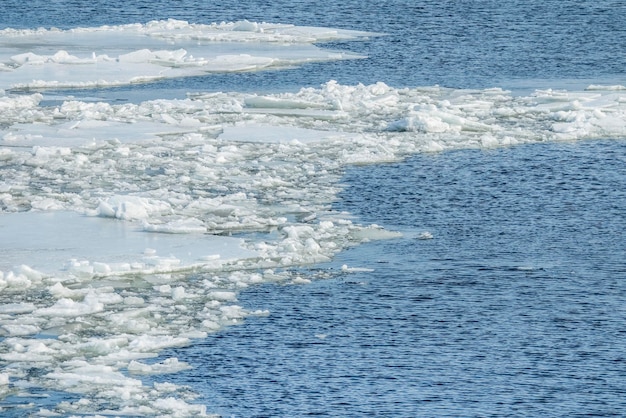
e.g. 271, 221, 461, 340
0, 211, 258, 277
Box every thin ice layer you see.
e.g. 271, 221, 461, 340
0, 19, 374, 90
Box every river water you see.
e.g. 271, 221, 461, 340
162, 139, 626, 417
2, 1, 626, 416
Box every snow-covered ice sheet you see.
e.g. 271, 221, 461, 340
2, 19, 626, 417
0, 211, 258, 277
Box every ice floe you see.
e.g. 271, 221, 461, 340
0, 19, 374, 90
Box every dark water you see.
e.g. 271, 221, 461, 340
164, 140, 626, 417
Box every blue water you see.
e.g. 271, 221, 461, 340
163, 140, 626, 417
3, 0, 626, 93
3, 1, 626, 416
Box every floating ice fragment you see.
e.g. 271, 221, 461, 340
341, 264, 374, 273
152, 397, 207, 417
249, 309, 270, 316
143, 218, 207, 234
123, 296, 146, 306
208, 291, 237, 301
97, 196, 172, 221
15, 265, 45, 283
156, 284, 172, 294
49, 282, 85, 299
128, 335, 191, 352
585, 84, 626, 91
417, 231, 434, 240
11, 52, 45, 65
45, 362, 143, 389
219, 305, 246, 322
305, 238, 321, 254
480, 134, 500, 148
34, 292, 105, 318
232, 20, 260, 32
171, 286, 187, 300
350, 225, 403, 241
2, 324, 41, 336
423, 140, 446, 152
244, 95, 328, 109
0, 302, 37, 314
128, 357, 192, 375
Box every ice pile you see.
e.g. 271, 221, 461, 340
2, 19, 626, 417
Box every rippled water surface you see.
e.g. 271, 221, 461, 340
164, 140, 626, 417
3, 0, 626, 92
